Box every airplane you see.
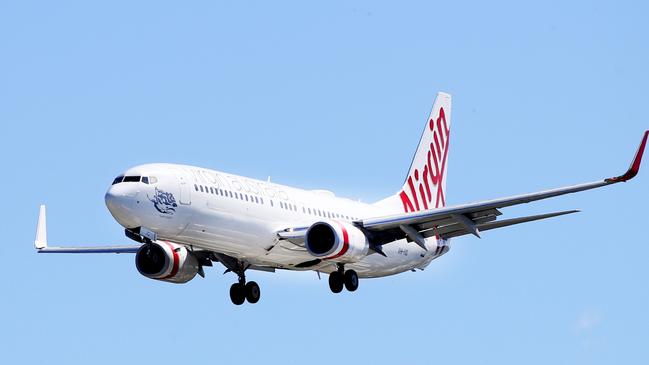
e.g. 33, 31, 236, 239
34, 92, 648, 305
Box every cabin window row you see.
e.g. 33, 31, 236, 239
193, 183, 358, 221
195, 184, 264, 205
279, 201, 357, 221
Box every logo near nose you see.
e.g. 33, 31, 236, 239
148, 188, 178, 215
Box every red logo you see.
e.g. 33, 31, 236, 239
399, 107, 450, 212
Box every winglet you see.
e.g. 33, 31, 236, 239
606, 130, 648, 183
34, 205, 47, 250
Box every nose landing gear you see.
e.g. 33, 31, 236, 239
328, 265, 359, 293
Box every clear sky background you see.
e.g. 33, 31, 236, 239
1, 1, 647, 364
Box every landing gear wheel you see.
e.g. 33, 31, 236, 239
329, 271, 344, 293
229, 283, 245, 305
344, 270, 359, 292
245, 281, 261, 304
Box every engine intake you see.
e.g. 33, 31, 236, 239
135, 241, 199, 284
305, 220, 369, 262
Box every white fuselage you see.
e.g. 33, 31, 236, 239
105, 163, 448, 278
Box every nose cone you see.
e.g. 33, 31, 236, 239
105, 185, 142, 228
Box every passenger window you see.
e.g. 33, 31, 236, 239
260, 198, 264, 204
200, 185, 204, 192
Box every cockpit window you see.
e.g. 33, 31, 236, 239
113, 175, 158, 185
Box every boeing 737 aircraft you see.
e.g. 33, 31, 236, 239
34, 92, 648, 305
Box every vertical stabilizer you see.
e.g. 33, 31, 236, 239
374, 92, 452, 213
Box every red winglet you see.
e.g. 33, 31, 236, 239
606, 130, 649, 183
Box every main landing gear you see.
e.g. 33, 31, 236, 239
228, 265, 260, 306
229, 277, 260, 306
328, 265, 359, 293
213, 253, 261, 306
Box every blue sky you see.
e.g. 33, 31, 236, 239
1, 1, 647, 364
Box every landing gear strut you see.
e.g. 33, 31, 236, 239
214, 253, 261, 305
328, 265, 359, 293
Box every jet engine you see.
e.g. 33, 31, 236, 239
305, 220, 369, 262
135, 241, 199, 284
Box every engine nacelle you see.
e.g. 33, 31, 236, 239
135, 241, 199, 284
305, 220, 369, 262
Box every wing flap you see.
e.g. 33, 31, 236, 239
421, 210, 579, 239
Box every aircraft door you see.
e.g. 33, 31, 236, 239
176, 171, 192, 205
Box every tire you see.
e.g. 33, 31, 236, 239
245, 281, 261, 304
229, 283, 245, 305
344, 270, 359, 292
328, 272, 344, 293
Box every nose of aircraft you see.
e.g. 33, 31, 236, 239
105, 185, 142, 228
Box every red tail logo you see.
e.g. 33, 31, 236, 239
399, 107, 450, 212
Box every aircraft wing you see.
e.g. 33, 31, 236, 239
34, 205, 142, 253
357, 131, 647, 249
